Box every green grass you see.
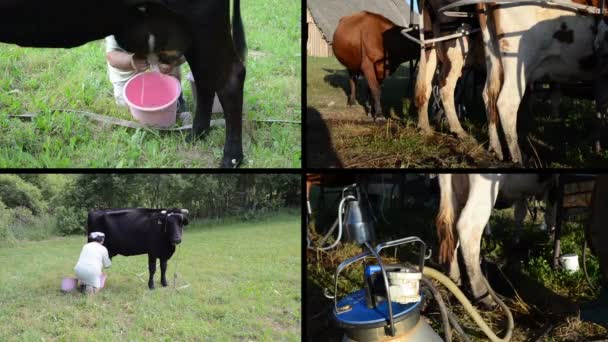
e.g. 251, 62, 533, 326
0, 1, 301, 168
307, 55, 608, 168
0, 213, 301, 341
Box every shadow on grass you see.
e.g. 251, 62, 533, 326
306, 106, 343, 168
321, 65, 415, 120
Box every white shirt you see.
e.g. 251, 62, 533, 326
74, 242, 112, 274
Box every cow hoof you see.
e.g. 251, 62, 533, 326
418, 126, 435, 136
148, 283, 155, 290
347, 99, 356, 106
161, 281, 168, 287
221, 154, 243, 168
374, 116, 386, 122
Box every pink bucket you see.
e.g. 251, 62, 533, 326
123, 71, 181, 128
61, 277, 78, 292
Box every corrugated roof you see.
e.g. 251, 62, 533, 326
307, 0, 420, 43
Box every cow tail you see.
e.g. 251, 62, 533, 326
232, 0, 247, 63
436, 174, 457, 265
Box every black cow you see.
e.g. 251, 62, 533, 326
0, 0, 246, 167
87, 208, 189, 289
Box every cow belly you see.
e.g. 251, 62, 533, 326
497, 7, 598, 84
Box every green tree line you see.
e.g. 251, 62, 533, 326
0, 174, 300, 241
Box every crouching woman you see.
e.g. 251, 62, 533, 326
74, 232, 112, 295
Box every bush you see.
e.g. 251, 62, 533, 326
7, 206, 56, 241
55, 206, 87, 235
0, 201, 14, 242
0, 174, 47, 215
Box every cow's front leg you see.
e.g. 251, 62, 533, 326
160, 258, 168, 287
148, 255, 157, 290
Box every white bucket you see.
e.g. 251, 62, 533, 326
388, 269, 421, 304
559, 253, 580, 273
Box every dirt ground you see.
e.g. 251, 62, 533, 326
306, 56, 608, 168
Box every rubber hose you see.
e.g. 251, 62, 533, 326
422, 267, 514, 342
318, 216, 339, 246
421, 276, 453, 342
448, 310, 471, 342
582, 239, 598, 293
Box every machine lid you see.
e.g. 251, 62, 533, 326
334, 289, 421, 328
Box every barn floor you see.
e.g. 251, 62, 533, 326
306, 56, 608, 168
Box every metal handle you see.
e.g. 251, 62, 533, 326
332, 236, 429, 337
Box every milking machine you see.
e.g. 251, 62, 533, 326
312, 183, 515, 342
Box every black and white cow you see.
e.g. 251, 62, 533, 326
87, 208, 189, 289
0, 0, 246, 167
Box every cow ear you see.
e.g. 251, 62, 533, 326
181, 209, 189, 215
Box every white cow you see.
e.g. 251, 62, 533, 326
436, 174, 557, 308
478, 2, 608, 163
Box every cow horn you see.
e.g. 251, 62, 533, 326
181, 209, 189, 214
161, 210, 167, 214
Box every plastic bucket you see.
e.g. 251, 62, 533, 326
559, 253, 580, 273
100, 273, 107, 288
61, 277, 78, 292
123, 71, 181, 128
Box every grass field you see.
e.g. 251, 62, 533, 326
0, 1, 301, 168
307, 56, 608, 168
0, 213, 301, 341
307, 190, 607, 341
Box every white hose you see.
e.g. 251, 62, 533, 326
317, 195, 356, 251
423, 267, 514, 342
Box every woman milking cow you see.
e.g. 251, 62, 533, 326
73, 232, 112, 295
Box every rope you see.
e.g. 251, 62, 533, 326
7, 110, 301, 131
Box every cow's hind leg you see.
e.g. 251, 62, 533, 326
186, 29, 245, 168
457, 176, 501, 309
160, 258, 169, 287
348, 71, 357, 106
216, 58, 246, 168
415, 47, 437, 134
361, 58, 383, 119
148, 255, 157, 290
439, 40, 472, 140
496, 56, 525, 164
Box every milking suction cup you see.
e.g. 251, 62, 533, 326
342, 184, 375, 245
332, 237, 442, 342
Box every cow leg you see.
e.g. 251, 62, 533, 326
160, 258, 169, 287
186, 30, 245, 168
457, 175, 501, 309
148, 255, 157, 290
415, 47, 437, 135
513, 199, 527, 245
449, 246, 462, 286
361, 59, 382, 119
478, 4, 504, 160
348, 72, 357, 106
216, 61, 246, 168
439, 40, 471, 140
496, 56, 525, 164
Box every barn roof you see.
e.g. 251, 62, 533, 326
307, 0, 420, 43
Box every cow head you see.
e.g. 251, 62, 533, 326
161, 208, 189, 245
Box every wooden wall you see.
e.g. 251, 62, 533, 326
307, 9, 333, 57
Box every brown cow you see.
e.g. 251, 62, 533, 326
332, 11, 419, 119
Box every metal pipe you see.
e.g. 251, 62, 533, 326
364, 241, 397, 337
